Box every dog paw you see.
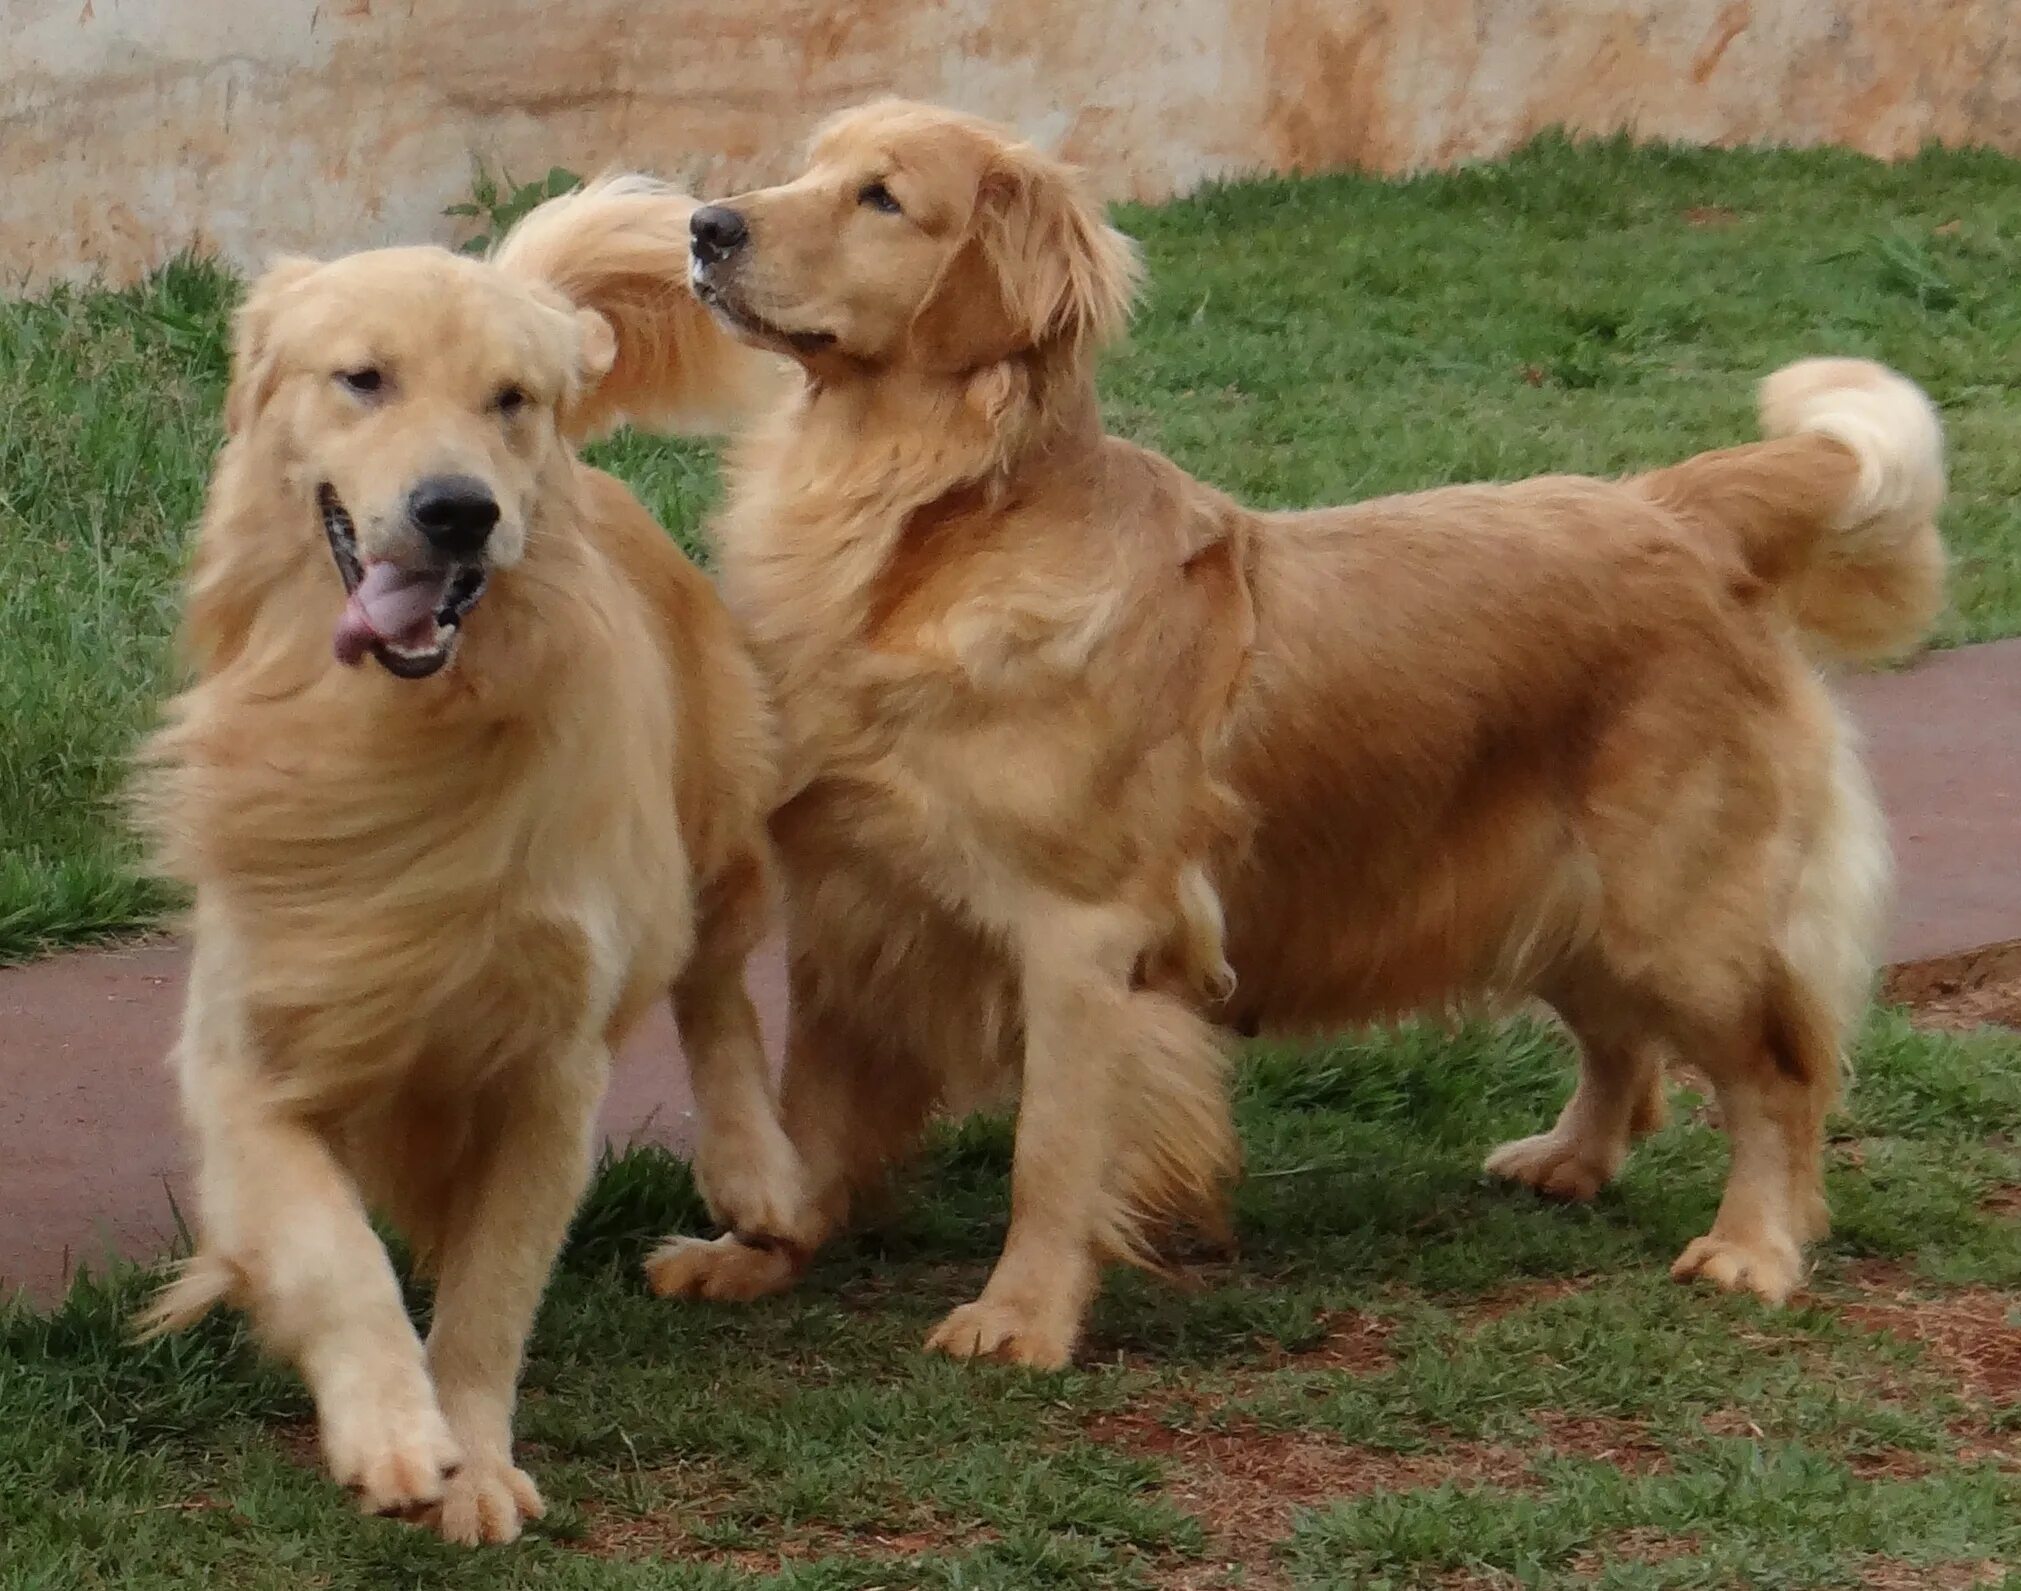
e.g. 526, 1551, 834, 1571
1483, 1131, 1620, 1202
322, 1383, 462, 1515
1670, 1232, 1804, 1306
422, 1455, 545, 1546
693, 1130, 821, 1250
924, 1298, 1076, 1370
644, 1234, 802, 1302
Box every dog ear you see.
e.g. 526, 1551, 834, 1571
970, 142, 1141, 355
224, 256, 320, 436
907, 138, 1141, 373
573, 307, 618, 386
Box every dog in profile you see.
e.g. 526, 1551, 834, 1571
583, 101, 1947, 1371
132, 179, 796, 1541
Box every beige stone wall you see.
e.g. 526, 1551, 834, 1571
5, 0, 2014, 288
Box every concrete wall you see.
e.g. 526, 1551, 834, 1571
5, 0, 2016, 288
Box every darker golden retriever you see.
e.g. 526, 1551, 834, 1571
622, 101, 1944, 1369
132, 181, 798, 1540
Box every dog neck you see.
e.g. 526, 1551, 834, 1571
747, 342, 1101, 511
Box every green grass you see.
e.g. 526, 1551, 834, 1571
7, 134, 2021, 961
4, 1011, 2017, 1587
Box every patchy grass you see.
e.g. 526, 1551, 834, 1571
3, 1011, 2018, 1587
7, 135, 2021, 959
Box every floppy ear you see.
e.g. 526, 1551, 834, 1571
224, 255, 319, 436
907, 138, 1141, 373
573, 307, 618, 387
970, 142, 1141, 354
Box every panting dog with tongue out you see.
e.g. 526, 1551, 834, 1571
129, 179, 798, 1545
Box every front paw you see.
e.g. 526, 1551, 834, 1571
1483, 1130, 1622, 1202
320, 1378, 461, 1516
924, 1297, 1078, 1370
644, 1233, 803, 1302
693, 1127, 820, 1250
420, 1454, 545, 1546
1671, 1231, 1805, 1306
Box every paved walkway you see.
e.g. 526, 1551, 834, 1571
0, 939, 789, 1303
3, 640, 2017, 1302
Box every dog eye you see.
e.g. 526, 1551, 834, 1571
335, 367, 383, 397
494, 385, 528, 416
858, 181, 902, 215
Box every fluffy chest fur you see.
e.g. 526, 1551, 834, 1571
716, 404, 1253, 913
142, 548, 695, 1109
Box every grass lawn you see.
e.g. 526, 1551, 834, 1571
7, 135, 2021, 962
4, 135, 2021, 1587
4, 1012, 2018, 1587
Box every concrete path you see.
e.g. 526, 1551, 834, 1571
4, 640, 2017, 1303
0, 937, 788, 1303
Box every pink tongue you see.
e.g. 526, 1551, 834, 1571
332, 563, 452, 667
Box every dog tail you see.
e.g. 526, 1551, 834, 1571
1638, 359, 1946, 663
130, 1252, 240, 1342
491, 174, 784, 441
1097, 992, 1244, 1271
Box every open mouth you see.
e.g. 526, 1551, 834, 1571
319, 484, 487, 681
689, 267, 836, 355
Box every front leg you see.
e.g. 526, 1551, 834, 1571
645, 859, 821, 1302
421, 1047, 607, 1545
150, 947, 458, 1517
926, 902, 1174, 1370
671, 893, 819, 1252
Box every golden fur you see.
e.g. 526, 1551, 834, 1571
132, 179, 798, 1541
625, 102, 1941, 1369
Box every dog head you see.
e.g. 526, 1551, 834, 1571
687, 99, 1140, 379
219, 247, 615, 679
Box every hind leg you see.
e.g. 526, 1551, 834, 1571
1668, 996, 1833, 1305
1486, 984, 1669, 1202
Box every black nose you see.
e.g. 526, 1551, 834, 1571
408, 475, 499, 558
690, 205, 749, 267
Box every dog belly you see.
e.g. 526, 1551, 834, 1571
1216, 791, 1592, 1035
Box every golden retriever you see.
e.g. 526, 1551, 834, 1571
621, 100, 1945, 1369
131, 180, 798, 1541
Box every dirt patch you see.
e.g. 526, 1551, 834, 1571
578, 1495, 993, 1568
1979, 1185, 2021, 1220
1885, 940, 2021, 1033
1528, 1411, 1669, 1475
1267, 1307, 1400, 1374
1566, 1528, 1701, 1577
1457, 1277, 1591, 1329
1840, 1285, 2021, 1406
1858, 1557, 2009, 1590
1901, 979, 2021, 1032
1682, 205, 1742, 227
1084, 1411, 1524, 1588
1083, 1403, 1668, 1588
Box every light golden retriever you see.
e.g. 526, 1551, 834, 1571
132, 181, 797, 1542
619, 101, 1945, 1369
